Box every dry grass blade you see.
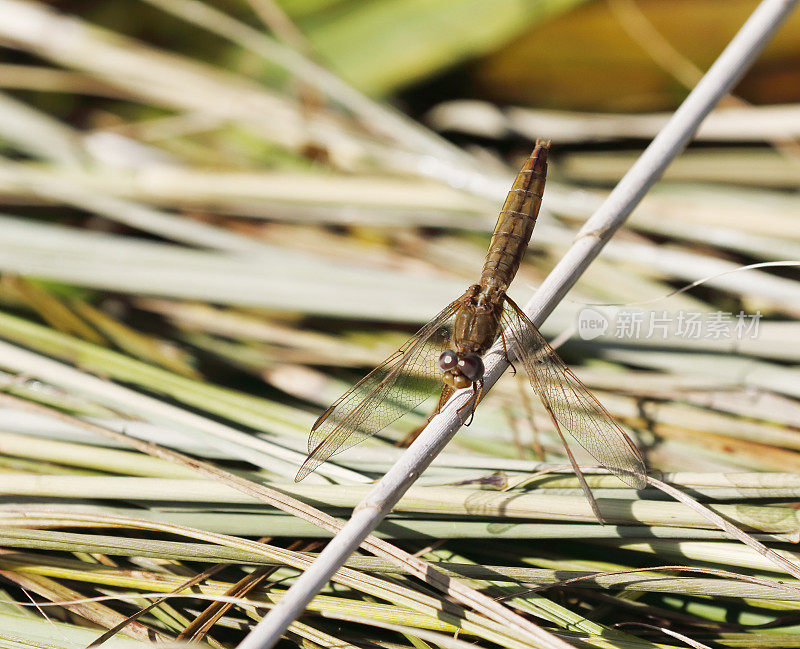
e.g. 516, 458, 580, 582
86, 563, 227, 648
0, 91, 87, 164
0, 555, 164, 643
140, 0, 473, 167
648, 476, 800, 580
0, 160, 274, 252
178, 558, 281, 641
527, 564, 800, 600
430, 101, 800, 143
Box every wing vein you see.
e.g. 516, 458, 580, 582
501, 296, 647, 489
296, 295, 464, 481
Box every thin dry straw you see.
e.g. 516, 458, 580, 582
572, 260, 800, 306
241, 1, 800, 647
139, 0, 474, 169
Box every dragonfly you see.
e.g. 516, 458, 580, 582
296, 140, 647, 490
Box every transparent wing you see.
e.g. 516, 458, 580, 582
501, 297, 647, 489
296, 297, 462, 482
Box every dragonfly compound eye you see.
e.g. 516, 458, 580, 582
438, 350, 458, 371
458, 355, 484, 382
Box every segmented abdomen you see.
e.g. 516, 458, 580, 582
480, 141, 548, 290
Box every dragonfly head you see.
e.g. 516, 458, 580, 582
439, 350, 484, 389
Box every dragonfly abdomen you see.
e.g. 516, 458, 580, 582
480, 142, 548, 290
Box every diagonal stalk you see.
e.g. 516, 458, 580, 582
241, 1, 800, 647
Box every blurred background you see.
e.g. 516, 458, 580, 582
2, 1, 800, 647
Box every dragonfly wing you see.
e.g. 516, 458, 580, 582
501, 297, 647, 489
296, 296, 462, 482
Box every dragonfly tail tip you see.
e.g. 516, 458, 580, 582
529, 139, 550, 172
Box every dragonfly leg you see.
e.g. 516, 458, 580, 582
458, 380, 483, 426
499, 329, 517, 376
436, 384, 456, 414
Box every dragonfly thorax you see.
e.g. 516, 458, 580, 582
450, 284, 504, 353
